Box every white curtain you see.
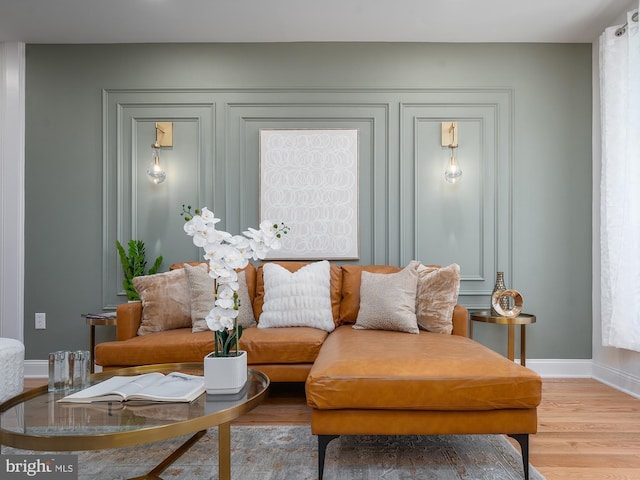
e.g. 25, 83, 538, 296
600, 2, 640, 351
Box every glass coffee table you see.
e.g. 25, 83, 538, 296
0, 363, 269, 480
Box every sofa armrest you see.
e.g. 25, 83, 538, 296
451, 305, 468, 337
116, 302, 142, 341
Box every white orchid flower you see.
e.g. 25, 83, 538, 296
259, 220, 277, 238
228, 235, 250, 249
200, 207, 220, 225
204, 242, 231, 262
194, 225, 221, 248
183, 216, 206, 236
215, 286, 235, 309
208, 261, 235, 281
243, 227, 263, 242
216, 268, 238, 286
250, 240, 270, 260
205, 306, 239, 332
224, 247, 249, 270
204, 310, 225, 332
209, 229, 232, 244
220, 315, 236, 330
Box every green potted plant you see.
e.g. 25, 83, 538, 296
115, 240, 163, 301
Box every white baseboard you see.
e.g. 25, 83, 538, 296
592, 361, 640, 399
24, 360, 49, 378
24, 360, 102, 378
522, 359, 593, 378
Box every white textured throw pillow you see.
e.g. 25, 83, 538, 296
353, 260, 420, 334
258, 260, 335, 332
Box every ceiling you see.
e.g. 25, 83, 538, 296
0, 0, 632, 44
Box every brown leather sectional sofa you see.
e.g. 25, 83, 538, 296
95, 261, 542, 479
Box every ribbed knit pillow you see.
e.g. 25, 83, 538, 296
258, 260, 335, 332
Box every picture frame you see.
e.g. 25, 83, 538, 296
259, 128, 359, 260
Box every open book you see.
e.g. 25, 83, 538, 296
58, 372, 205, 403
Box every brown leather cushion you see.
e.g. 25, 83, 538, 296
96, 325, 327, 367
253, 262, 343, 324
240, 326, 328, 364
339, 265, 402, 325
96, 328, 214, 366
306, 326, 542, 411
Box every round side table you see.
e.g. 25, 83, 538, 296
82, 314, 117, 373
470, 311, 536, 366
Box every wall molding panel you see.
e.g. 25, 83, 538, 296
0, 42, 25, 341
103, 90, 215, 308
103, 88, 512, 310
401, 90, 513, 308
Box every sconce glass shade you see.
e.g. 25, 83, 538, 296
147, 144, 166, 184
444, 148, 462, 184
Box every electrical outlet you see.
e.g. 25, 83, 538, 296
35, 312, 46, 329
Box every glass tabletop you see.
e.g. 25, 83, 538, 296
0, 363, 269, 451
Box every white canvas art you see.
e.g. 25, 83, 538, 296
259, 129, 359, 259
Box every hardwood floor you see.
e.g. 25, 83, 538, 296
22, 377, 640, 479
530, 378, 640, 480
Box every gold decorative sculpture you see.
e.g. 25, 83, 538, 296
491, 289, 523, 318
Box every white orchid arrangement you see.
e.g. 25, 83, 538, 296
181, 205, 288, 357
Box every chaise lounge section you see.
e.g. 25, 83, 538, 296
306, 325, 541, 479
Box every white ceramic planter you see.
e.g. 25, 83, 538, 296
203, 350, 248, 394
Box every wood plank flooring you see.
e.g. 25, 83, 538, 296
22, 377, 640, 479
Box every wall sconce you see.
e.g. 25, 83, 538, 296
147, 122, 173, 184
442, 121, 462, 184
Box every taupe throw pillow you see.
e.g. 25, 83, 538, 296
353, 261, 420, 334
416, 263, 461, 334
134, 266, 205, 336
184, 263, 256, 333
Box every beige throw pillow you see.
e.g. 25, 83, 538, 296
416, 263, 461, 334
134, 266, 205, 336
184, 263, 256, 333
353, 261, 420, 334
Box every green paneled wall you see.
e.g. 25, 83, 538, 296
24, 43, 592, 361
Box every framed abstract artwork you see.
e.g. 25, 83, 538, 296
259, 128, 359, 260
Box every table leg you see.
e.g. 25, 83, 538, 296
89, 325, 96, 373
507, 324, 515, 361
520, 325, 526, 366
469, 319, 474, 339
219, 422, 231, 480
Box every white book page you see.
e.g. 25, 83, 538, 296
59, 373, 165, 403
127, 373, 205, 402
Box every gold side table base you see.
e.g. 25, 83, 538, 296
83, 314, 117, 373
470, 311, 536, 366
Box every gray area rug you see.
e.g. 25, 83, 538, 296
2, 425, 545, 479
